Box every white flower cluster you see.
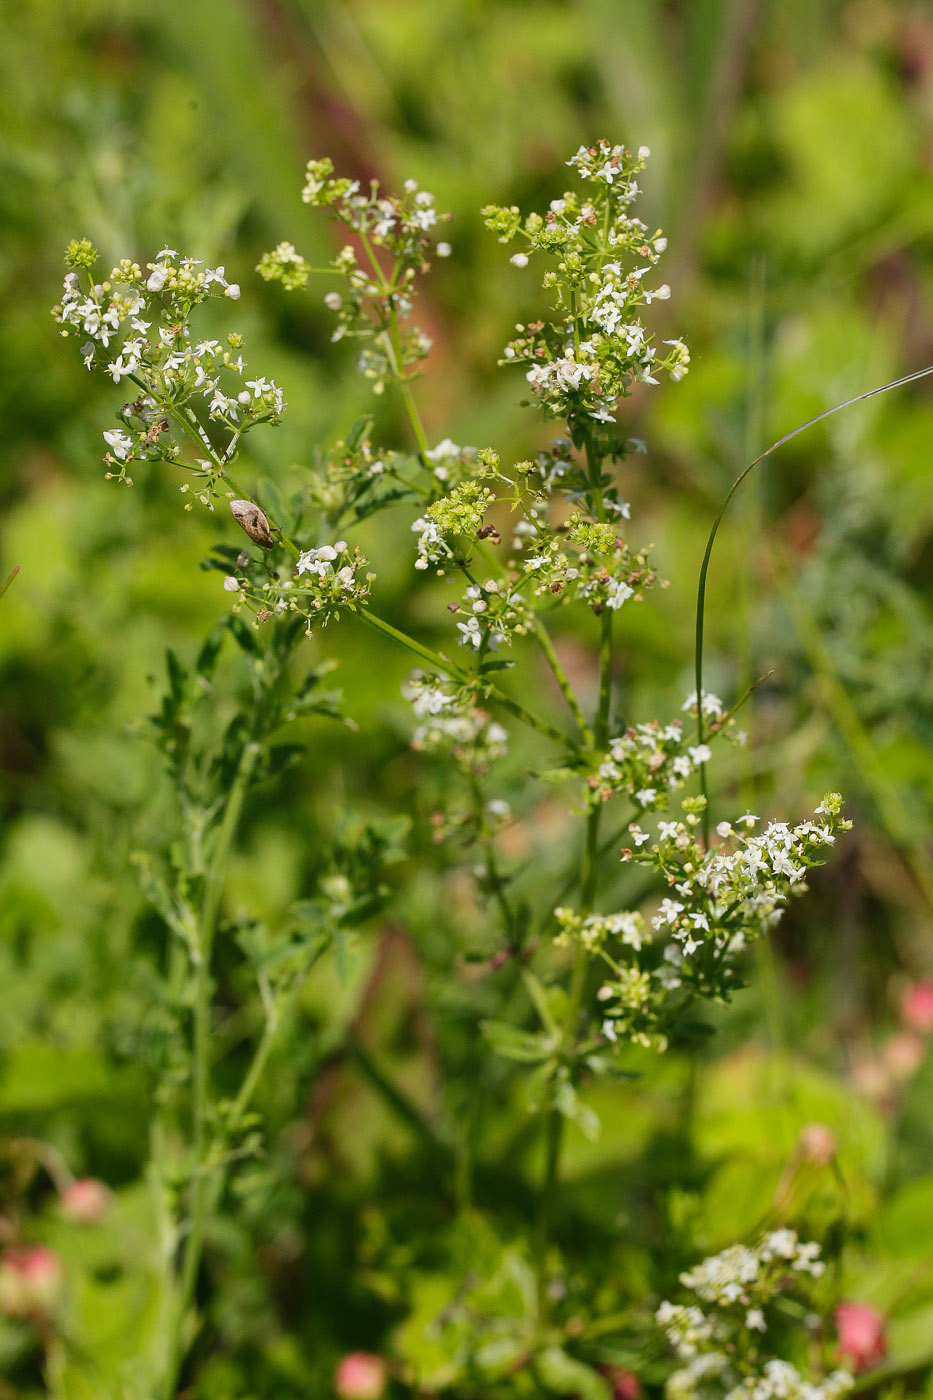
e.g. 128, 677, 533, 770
411, 453, 502, 573
554, 907, 647, 954
228, 542, 372, 632
260, 159, 449, 390
404, 674, 509, 770
635, 795, 849, 971
521, 530, 656, 618
452, 581, 530, 654
291, 542, 371, 626
592, 717, 714, 809
411, 514, 453, 571
657, 1234, 852, 1400
54, 245, 282, 489
681, 1232, 825, 1307
484, 140, 689, 428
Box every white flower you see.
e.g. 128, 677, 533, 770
606, 579, 634, 609
436, 241, 452, 258
510, 252, 529, 268
103, 429, 133, 460
223, 576, 240, 592
106, 354, 135, 383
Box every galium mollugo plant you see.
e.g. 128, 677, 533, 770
656, 1232, 854, 1400
53, 140, 857, 1397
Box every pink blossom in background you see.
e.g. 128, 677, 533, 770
883, 1032, 926, 1080
0, 1246, 64, 1319
901, 981, 933, 1035
335, 1351, 387, 1399
798, 1122, 837, 1164
835, 1300, 887, 1372
604, 1367, 641, 1400
60, 1177, 111, 1224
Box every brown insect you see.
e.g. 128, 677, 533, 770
229, 499, 275, 549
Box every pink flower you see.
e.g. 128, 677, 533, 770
883, 1032, 926, 1081
901, 981, 933, 1035
798, 1123, 837, 1164
603, 1367, 640, 1400
0, 1246, 64, 1319
836, 1301, 887, 1372
60, 1178, 111, 1224
335, 1352, 387, 1399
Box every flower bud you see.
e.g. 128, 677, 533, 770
335, 1352, 386, 1398
798, 1123, 837, 1164
229, 499, 274, 549
835, 1301, 887, 1371
60, 1178, 111, 1224
901, 980, 933, 1034
0, 1247, 64, 1320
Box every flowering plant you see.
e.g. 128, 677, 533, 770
42, 141, 876, 1400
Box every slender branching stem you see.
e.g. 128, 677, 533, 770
533, 618, 594, 746
695, 362, 933, 844
534, 429, 614, 1324
162, 738, 259, 1400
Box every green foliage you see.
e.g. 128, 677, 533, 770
3, 3, 933, 1399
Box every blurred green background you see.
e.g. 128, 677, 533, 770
3, 0, 933, 1395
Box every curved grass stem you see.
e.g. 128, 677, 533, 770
694, 363, 933, 844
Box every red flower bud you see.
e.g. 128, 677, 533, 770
835, 1301, 887, 1372
60, 1178, 111, 1224
335, 1352, 386, 1399
0, 1246, 64, 1320
901, 981, 933, 1035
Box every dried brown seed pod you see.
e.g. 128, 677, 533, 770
229, 499, 274, 549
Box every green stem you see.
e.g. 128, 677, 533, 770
162, 738, 259, 1400
533, 1106, 564, 1319
387, 307, 430, 459
533, 618, 594, 745
469, 772, 518, 943
595, 610, 613, 751
352, 609, 581, 754
357, 226, 431, 461
534, 431, 613, 1325
0, 565, 19, 601
694, 362, 933, 845
353, 606, 468, 678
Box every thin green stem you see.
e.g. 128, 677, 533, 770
533, 618, 594, 745
0, 565, 19, 601
352, 609, 581, 754
353, 607, 468, 678
595, 610, 613, 751
534, 430, 614, 1326
694, 362, 933, 845
469, 772, 518, 943
357, 227, 431, 460
162, 738, 259, 1400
